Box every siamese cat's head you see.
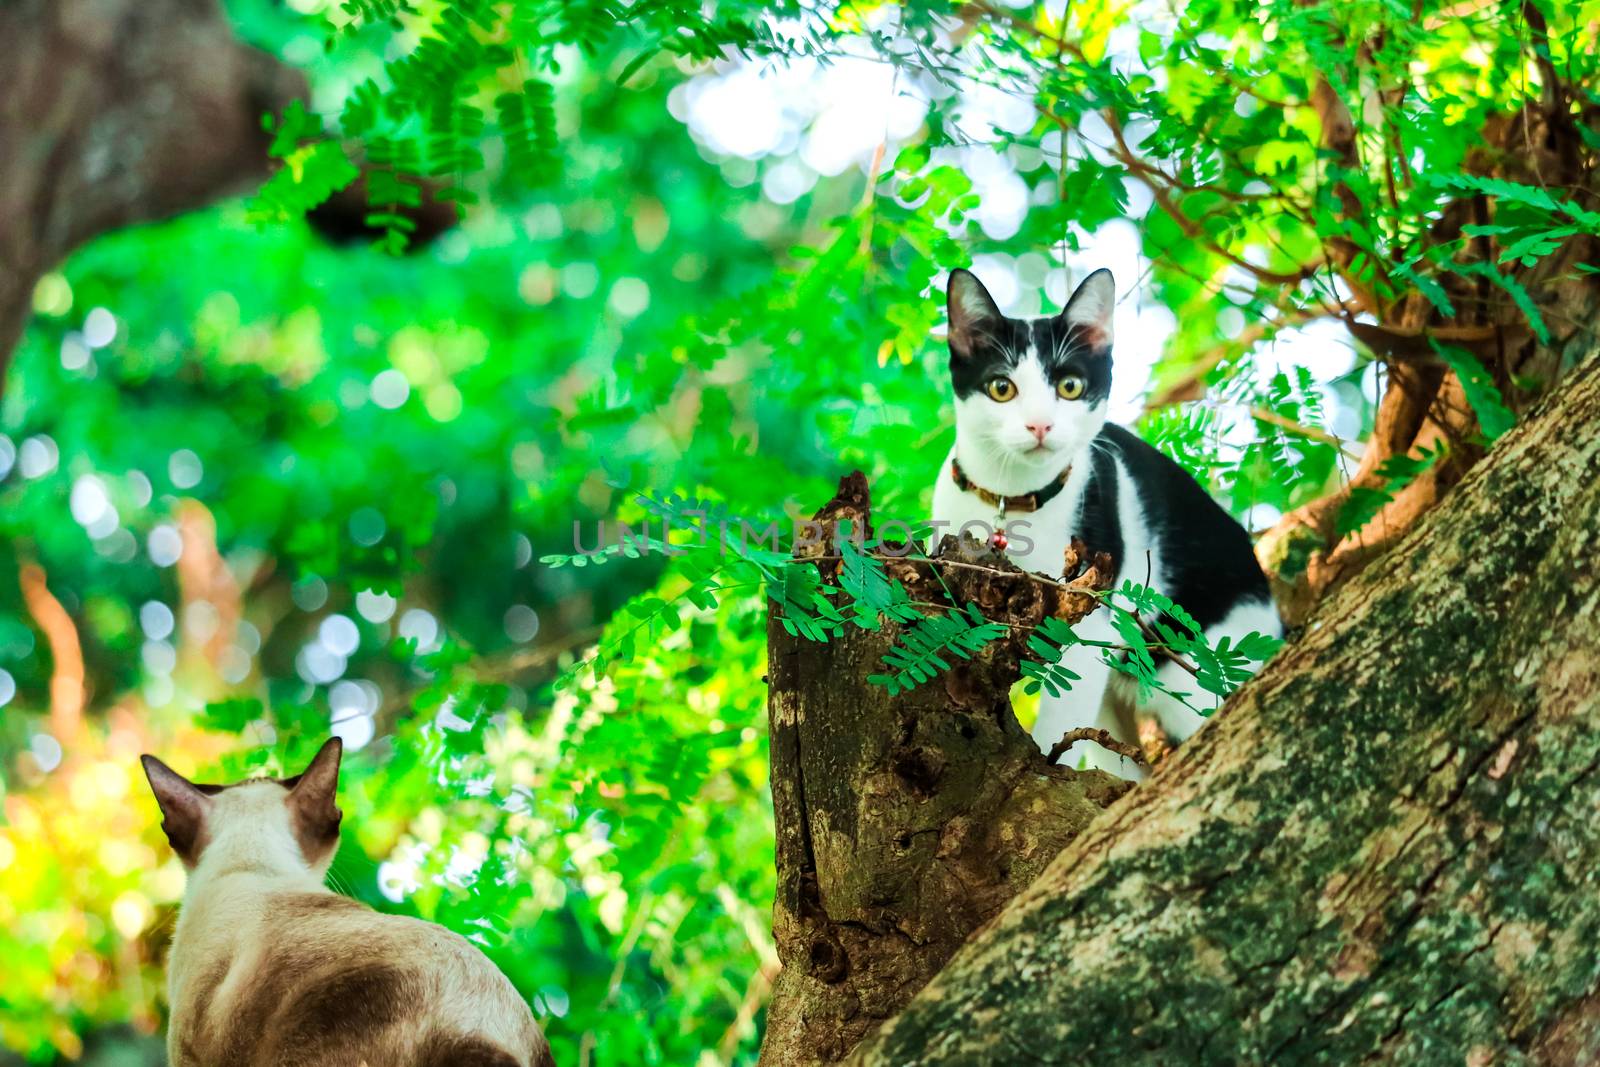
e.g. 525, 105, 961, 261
140, 738, 343, 879
945, 267, 1115, 492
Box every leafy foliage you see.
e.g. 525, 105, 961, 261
869, 603, 1010, 696
248, 102, 362, 223
1336, 443, 1450, 538
497, 80, 560, 189
1433, 341, 1517, 443
3, 0, 1598, 1059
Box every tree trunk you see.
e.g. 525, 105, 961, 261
837, 350, 1600, 1064
1258, 80, 1600, 627
0, 0, 309, 389
760, 475, 1135, 1065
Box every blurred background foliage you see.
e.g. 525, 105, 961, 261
3, 0, 1594, 1060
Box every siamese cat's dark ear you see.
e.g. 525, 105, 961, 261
141, 755, 212, 863
1060, 268, 1115, 348
287, 738, 343, 862
946, 268, 1003, 361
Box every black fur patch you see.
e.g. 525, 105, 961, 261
945, 269, 1114, 408
1089, 424, 1272, 628
419, 1034, 527, 1067
1073, 441, 1124, 572
277, 961, 410, 1045
948, 313, 1112, 407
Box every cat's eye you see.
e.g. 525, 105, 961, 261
1057, 376, 1087, 400
985, 377, 1017, 402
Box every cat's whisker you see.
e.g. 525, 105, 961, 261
325, 864, 354, 897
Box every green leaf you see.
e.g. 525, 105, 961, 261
1335, 443, 1448, 537
1432, 340, 1516, 442
198, 697, 265, 733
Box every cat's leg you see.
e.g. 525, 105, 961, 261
1140, 658, 1210, 748
1032, 614, 1144, 780
1147, 595, 1283, 744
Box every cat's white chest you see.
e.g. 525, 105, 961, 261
930, 449, 1081, 579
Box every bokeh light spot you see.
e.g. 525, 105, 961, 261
168, 449, 203, 490
607, 277, 651, 318
424, 383, 463, 422
356, 589, 397, 623
30, 733, 63, 773
398, 608, 441, 653
19, 435, 59, 479
296, 642, 347, 685
31, 273, 72, 316
331, 713, 375, 750
69, 475, 111, 528
504, 604, 540, 643
292, 576, 329, 612
110, 892, 151, 939
371, 368, 410, 409
147, 524, 183, 567
60, 333, 92, 371
141, 641, 177, 676
139, 601, 175, 641
83, 307, 117, 348
560, 262, 599, 299
349, 507, 387, 546
319, 614, 361, 657
219, 645, 253, 685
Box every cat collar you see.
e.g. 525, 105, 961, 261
950, 459, 1071, 513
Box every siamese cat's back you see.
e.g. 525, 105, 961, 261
176, 891, 551, 1067
145, 741, 554, 1065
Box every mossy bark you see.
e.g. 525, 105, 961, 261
760, 474, 1134, 1066
844, 353, 1600, 1064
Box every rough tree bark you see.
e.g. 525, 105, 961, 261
760, 477, 1136, 1065
0, 0, 312, 389
784, 346, 1600, 1064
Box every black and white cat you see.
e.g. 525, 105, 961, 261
931, 267, 1281, 778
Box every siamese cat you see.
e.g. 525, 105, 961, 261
141, 738, 554, 1067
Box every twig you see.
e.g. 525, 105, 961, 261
1247, 405, 1363, 458
377, 624, 606, 722
717, 961, 779, 1061
18, 559, 85, 744
1143, 302, 1359, 411
1046, 727, 1149, 767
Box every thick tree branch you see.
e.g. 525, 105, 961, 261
851, 348, 1600, 1065
0, 0, 311, 391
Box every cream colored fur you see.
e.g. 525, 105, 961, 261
147, 746, 551, 1067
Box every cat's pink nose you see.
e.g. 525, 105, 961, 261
1026, 422, 1052, 444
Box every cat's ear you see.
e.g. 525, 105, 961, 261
287, 738, 343, 863
946, 268, 1003, 361
141, 755, 212, 864
1060, 268, 1115, 348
